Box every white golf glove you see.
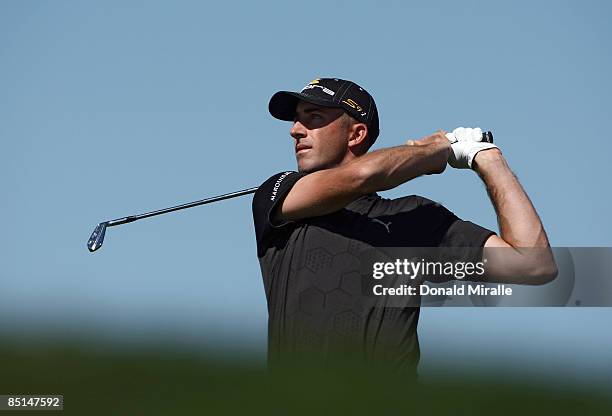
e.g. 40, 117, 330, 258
446, 127, 498, 169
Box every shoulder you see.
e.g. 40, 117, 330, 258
253, 171, 302, 204
252, 171, 307, 256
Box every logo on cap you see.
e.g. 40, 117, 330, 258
301, 83, 336, 96
342, 99, 364, 112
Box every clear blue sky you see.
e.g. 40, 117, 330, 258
1, 0, 611, 381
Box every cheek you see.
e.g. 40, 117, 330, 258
315, 127, 347, 156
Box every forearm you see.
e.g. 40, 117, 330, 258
475, 150, 550, 248
444, 129, 556, 284
279, 137, 449, 221
357, 140, 450, 193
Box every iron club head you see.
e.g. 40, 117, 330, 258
87, 222, 108, 252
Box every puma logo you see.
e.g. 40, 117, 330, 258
372, 218, 392, 234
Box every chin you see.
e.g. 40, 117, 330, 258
296, 157, 317, 174
297, 151, 342, 173
298, 156, 342, 173
297, 164, 316, 174
297, 158, 326, 174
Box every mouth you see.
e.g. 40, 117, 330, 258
295, 144, 311, 155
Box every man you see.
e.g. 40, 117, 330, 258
252, 78, 557, 372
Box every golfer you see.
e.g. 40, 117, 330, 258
252, 78, 557, 372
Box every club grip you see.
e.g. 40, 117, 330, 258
482, 131, 494, 143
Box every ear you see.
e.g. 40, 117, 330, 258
347, 123, 369, 151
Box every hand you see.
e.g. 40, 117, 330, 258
446, 127, 498, 169
445, 127, 484, 144
406, 131, 452, 174
406, 130, 451, 148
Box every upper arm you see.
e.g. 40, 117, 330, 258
252, 167, 367, 254
275, 162, 367, 222
482, 234, 557, 284
484, 234, 511, 248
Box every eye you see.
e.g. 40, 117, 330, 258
311, 113, 322, 120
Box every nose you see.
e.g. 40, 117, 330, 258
290, 120, 307, 141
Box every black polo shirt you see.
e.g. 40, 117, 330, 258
252, 171, 494, 372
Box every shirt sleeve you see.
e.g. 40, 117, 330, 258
415, 196, 496, 264
252, 171, 307, 256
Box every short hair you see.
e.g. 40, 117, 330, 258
341, 112, 374, 153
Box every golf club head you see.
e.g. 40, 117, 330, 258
87, 222, 108, 252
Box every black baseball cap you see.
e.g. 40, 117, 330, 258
269, 78, 380, 143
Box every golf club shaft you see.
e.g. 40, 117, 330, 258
106, 187, 259, 227
87, 187, 257, 252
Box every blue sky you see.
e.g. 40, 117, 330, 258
1, 0, 611, 381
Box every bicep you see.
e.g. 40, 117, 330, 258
484, 234, 511, 248
482, 235, 522, 282
482, 235, 551, 284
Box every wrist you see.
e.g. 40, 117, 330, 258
427, 141, 451, 174
473, 148, 504, 173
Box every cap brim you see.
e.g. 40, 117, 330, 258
268, 91, 340, 121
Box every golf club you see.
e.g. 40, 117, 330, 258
87, 131, 493, 253
87, 187, 258, 252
